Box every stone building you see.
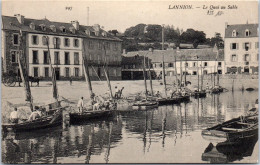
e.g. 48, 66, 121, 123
122, 48, 224, 80
2, 14, 122, 80
224, 23, 258, 74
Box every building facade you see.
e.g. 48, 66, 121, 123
224, 23, 258, 74
122, 48, 224, 80
2, 14, 122, 80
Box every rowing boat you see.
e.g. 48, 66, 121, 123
69, 109, 115, 123
132, 100, 158, 110
2, 107, 63, 132
201, 115, 258, 143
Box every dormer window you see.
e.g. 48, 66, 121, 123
232, 30, 237, 37
50, 25, 56, 32
245, 29, 250, 36
95, 31, 99, 36
102, 31, 107, 37
60, 26, 66, 33
39, 24, 46, 31
30, 23, 35, 30
85, 29, 90, 36
69, 27, 76, 34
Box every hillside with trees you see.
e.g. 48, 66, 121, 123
109, 24, 224, 52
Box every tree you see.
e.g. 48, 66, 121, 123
180, 28, 207, 48
209, 32, 224, 48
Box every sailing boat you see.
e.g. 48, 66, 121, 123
69, 42, 116, 123
192, 56, 206, 98
2, 35, 63, 132
132, 55, 158, 110
211, 45, 224, 94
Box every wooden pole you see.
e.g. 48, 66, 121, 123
147, 57, 153, 96
18, 31, 33, 111
46, 37, 59, 102
200, 60, 203, 91
143, 55, 148, 99
103, 43, 113, 99
184, 57, 187, 87
18, 53, 33, 111
197, 57, 199, 91
162, 55, 167, 97
82, 41, 94, 99
174, 54, 178, 86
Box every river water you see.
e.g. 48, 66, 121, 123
2, 90, 258, 163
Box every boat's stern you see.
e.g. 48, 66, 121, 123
201, 129, 227, 143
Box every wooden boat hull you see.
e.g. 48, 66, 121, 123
193, 91, 207, 98
157, 97, 181, 105
2, 109, 63, 132
132, 101, 158, 110
202, 115, 258, 143
69, 110, 115, 123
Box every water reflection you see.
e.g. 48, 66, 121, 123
202, 136, 258, 163
2, 91, 258, 163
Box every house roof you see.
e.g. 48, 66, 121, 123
2, 15, 122, 42
225, 23, 258, 38
122, 48, 224, 64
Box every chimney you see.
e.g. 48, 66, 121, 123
225, 22, 228, 29
71, 21, 79, 30
14, 14, 24, 24
93, 24, 100, 32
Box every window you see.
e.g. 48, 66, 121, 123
232, 30, 237, 37
113, 43, 118, 51
98, 42, 102, 50
257, 54, 259, 61
193, 62, 196, 67
159, 63, 162, 68
50, 25, 56, 32
44, 67, 49, 77
255, 42, 259, 49
192, 71, 197, 75
64, 38, 70, 47
11, 51, 17, 63
89, 41, 94, 49
244, 42, 250, 51
75, 68, 79, 77
168, 63, 173, 67
32, 51, 38, 64
185, 62, 188, 67
231, 43, 238, 50
42, 36, 49, 45
54, 52, 60, 64
105, 42, 110, 50
245, 29, 250, 36
13, 34, 19, 45
33, 67, 39, 77
204, 62, 208, 67
153, 64, 156, 68
74, 52, 79, 65
65, 68, 70, 77
32, 35, 38, 45
30, 23, 35, 30
43, 51, 49, 64
244, 54, 250, 61
218, 62, 222, 67
53, 37, 60, 49
64, 52, 70, 65
74, 39, 79, 47
231, 54, 237, 62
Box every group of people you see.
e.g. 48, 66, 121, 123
77, 94, 117, 113
169, 87, 188, 98
9, 106, 45, 124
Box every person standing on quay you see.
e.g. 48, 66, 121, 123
9, 107, 19, 123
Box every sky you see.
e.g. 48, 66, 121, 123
2, 0, 258, 38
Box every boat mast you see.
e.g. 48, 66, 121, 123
142, 55, 148, 99
197, 56, 200, 91
162, 55, 167, 97
200, 60, 203, 91
147, 55, 154, 96
216, 50, 219, 86
103, 43, 113, 99
18, 30, 33, 111
82, 42, 94, 100
46, 36, 59, 103
174, 52, 178, 87
184, 56, 187, 87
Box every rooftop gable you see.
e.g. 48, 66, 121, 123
225, 23, 258, 38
